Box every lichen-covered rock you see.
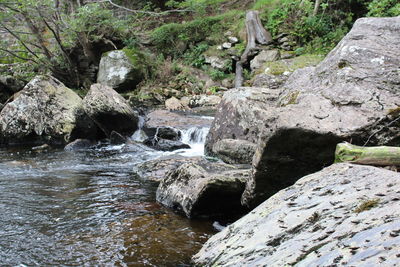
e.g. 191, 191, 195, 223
82, 83, 139, 137
157, 162, 249, 218
205, 86, 282, 155
97, 49, 144, 92
0, 75, 98, 145
243, 16, 400, 207
252, 73, 289, 88
212, 139, 256, 164
165, 96, 184, 111
204, 55, 231, 71
193, 163, 400, 266
250, 50, 280, 71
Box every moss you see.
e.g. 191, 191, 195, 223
264, 54, 323, 75
354, 198, 380, 213
280, 91, 300, 107
388, 106, 400, 117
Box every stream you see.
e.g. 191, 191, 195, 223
0, 123, 215, 266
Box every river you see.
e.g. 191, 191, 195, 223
0, 126, 215, 266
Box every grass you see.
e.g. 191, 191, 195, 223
264, 53, 324, 75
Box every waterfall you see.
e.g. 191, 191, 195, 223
180, 127, 209, 145
131, 116, 147, 142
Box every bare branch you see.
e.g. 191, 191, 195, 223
0, 47, 39, 63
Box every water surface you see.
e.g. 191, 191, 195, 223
0, 128, 214, 266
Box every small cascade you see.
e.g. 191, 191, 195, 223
131, 116, 147, 142
177, 127, 210, 157
180, 127, 209, 145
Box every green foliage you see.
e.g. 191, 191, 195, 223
206, 68, 227, 81
166, 0, 228, 15
367, 0, 400, 16
151, 11, 243, 57
183, 43, 209, 68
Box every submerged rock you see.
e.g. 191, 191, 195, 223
211, 139, 256, 164
242, 16, 400, 207
157, 162, 249, 218
109, 131, 128, 145
193, 163, 400, 266
0, 75, 98, 145
82, 83, 139, 137
143, 138, 190, 151
97, 50, 144, 92
64, 139, 95, 151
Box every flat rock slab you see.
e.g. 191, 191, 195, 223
145, 110, 213, 130
193, 163, 400, 266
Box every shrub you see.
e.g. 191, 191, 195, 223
367, 0, 400, 16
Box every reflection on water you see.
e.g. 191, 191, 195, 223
0, 145, 214, 266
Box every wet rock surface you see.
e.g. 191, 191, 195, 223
83, 83, 139, 137
157, 162, 250, 219
64, 139, 96, 151
0, 75, 98, 145
144, 138, 190, 151
242, 16, 400, 207
193, 163, 400, 266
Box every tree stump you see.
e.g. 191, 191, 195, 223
234, 11, 272, 88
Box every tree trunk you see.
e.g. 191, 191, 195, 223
235, 10, 272, 88
313, 0, 322, 16
335, 142, 400, 166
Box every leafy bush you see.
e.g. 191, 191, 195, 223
183, 43, 209, 68
151, 11, 243, 57
367, 0, 400, 16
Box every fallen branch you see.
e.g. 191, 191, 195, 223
335, 142, 400, 166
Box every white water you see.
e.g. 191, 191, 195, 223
131, 116, 147, 142
177, 127, 210, 157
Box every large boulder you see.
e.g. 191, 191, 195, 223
82, 83, 139, 137
211, 139, 256, 164
0, 75, 98, 145
205, 86, 282, 155
145, 109, 213, 130
250, 49, 280, 71
157, 162, 249, 218
193, 163, 400, 266
97, 49, 144, 92
242, 16, 400, 207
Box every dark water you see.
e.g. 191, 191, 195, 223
0, 145, 214, 266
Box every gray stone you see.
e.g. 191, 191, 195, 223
205, 87, 282, 155
204, 55, 231, 71
0, 75, 98, 145
144, 138, 190, 151
242, 16, 400, 208
250, 50, 280, 71
222, 42, 232, 49
193, 163, 400, 267
227, 36, 239, 44
82, 83, 139, 137
252, 73, 288, 88
165, 96, 184, 111
97, 50, 143, 92
212, 139, 256, 164
145, 110, 213, 130
189, 95, 222, 108
156, 162, 249, 218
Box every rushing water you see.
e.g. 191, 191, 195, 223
0, 126, 215, 266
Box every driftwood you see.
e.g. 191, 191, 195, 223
335, 142, 400, 166
234, 11, 272, 88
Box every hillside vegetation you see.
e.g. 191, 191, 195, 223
0, 0, 398, 96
